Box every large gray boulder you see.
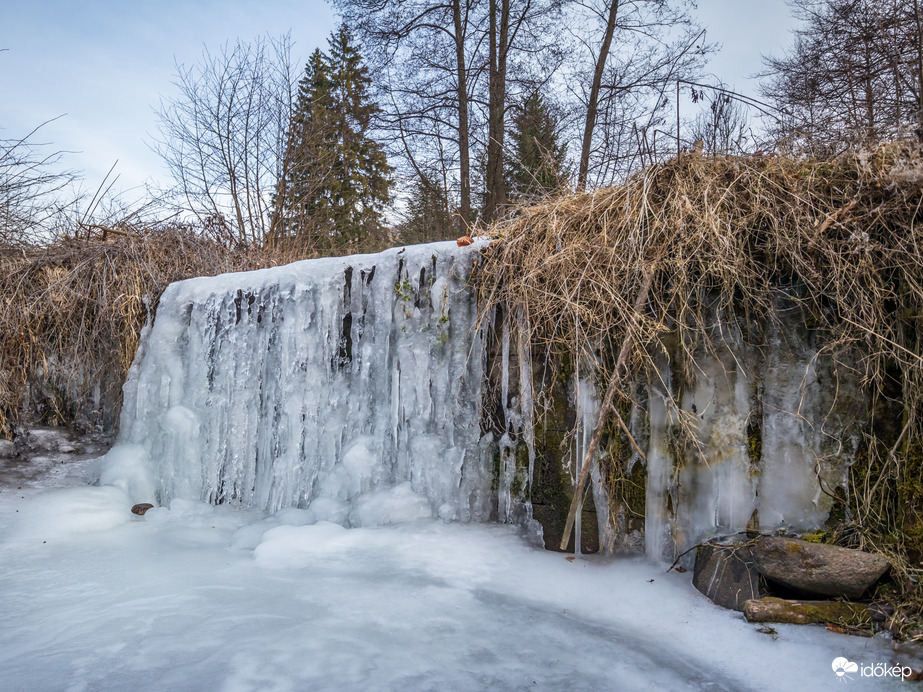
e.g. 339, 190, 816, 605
752, 537, 889, 599
693, 541, 762, 611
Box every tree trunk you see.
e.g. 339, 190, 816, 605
742, 597, 871, 626
915, 0, 923, 126
453, 0, 472, 230
578, 0, 620, 191
484, 0, 510, 222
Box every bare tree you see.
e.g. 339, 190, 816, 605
481, 0, 564, 221
337, 0, 563, 228
688, 86, 751, 156
154, 36, 295, 247
914, 0, 923, 129
568, 0, 710, 190
336, 0, 479, 230
761, 0, 921, 153
0, 119, 77, 247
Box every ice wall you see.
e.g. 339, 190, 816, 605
110, 242, 863, 555
641, 312, 864, 561
115, 242, 494, 525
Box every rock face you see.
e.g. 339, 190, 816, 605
693, 542, 762, 611
742, 596, 870, 625
752, 537, 889, 598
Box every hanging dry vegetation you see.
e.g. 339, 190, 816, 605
480, 141, 923, 385
477, 140, 923, 632
0, 228, 296, 438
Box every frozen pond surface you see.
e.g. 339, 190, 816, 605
0, 438, 912, 691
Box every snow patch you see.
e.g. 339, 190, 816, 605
98, 442, 156, 503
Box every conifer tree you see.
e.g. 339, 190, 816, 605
275, 26, 391, 254
399, 176, 453, 245
275, 49, 335, 247
506, 92, 569, 203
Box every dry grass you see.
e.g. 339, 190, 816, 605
476, 140, 923, 626
480, 141, 923, 387
0, 226, 301, 437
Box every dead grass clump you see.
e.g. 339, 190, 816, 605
476, 140, 923, 609
480, 141, 923, 383
0, 226, 294, 437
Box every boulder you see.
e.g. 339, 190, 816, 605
752, 536, 889, 598
693, 541, 762, 611
743, 596, 870, 626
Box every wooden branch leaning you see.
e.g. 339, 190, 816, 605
559, 266, 656, 551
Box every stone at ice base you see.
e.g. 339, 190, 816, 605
742, 596, 870, 626
692, 540, 762, 611
752, 536, 889, 598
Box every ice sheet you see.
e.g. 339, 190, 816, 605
0, 468, 907, 692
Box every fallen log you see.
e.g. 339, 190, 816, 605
743, 597, 871, 627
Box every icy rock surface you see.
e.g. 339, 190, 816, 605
114, 241, 492, 523
644, 315, 863, 560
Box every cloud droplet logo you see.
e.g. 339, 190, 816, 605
832, 657, 859, 679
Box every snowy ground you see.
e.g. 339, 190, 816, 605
0, 433, 916, 691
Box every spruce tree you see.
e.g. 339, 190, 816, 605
275, 49, 336, 248
276, 26, 391, 254
506, 92, 568, 203
399, 176, 453, 245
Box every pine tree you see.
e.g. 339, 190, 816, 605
399, 175, 453, 245
275, 26, 391, 254
506, 92, 569, 203
275, 49, 335, 249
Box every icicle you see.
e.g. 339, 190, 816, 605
645, 360, 674, 562
515, 307, 535, 488
574, 367, 615, 554
500, 319, 511, 427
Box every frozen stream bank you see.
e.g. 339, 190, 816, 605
0, 240, 916, 690
0, 458, 908, 691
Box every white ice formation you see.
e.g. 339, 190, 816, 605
110, 242, 862, 558
116, 241, 495, 527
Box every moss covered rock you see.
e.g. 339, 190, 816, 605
742, 597, 872, 626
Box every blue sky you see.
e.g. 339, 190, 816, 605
0, 0, 795, 196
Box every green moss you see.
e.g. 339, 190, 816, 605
800, 530, 826, 544
747, 421, 762, 468
557, 347, 575, 382
394, 279, 413, 302
528, 353, 600, 553
602, 401, 646, 523
898, 440, 923, 564
746, 508, 760, 537
512, 443, 531, 498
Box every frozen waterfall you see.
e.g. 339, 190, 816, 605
106, 242, 863, 559
113, 241, 495, 526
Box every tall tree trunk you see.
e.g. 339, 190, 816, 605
484, 0, 510, 222
578, 0, 620, 191
453, 0, 472, 230
915, 0, 923, 126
